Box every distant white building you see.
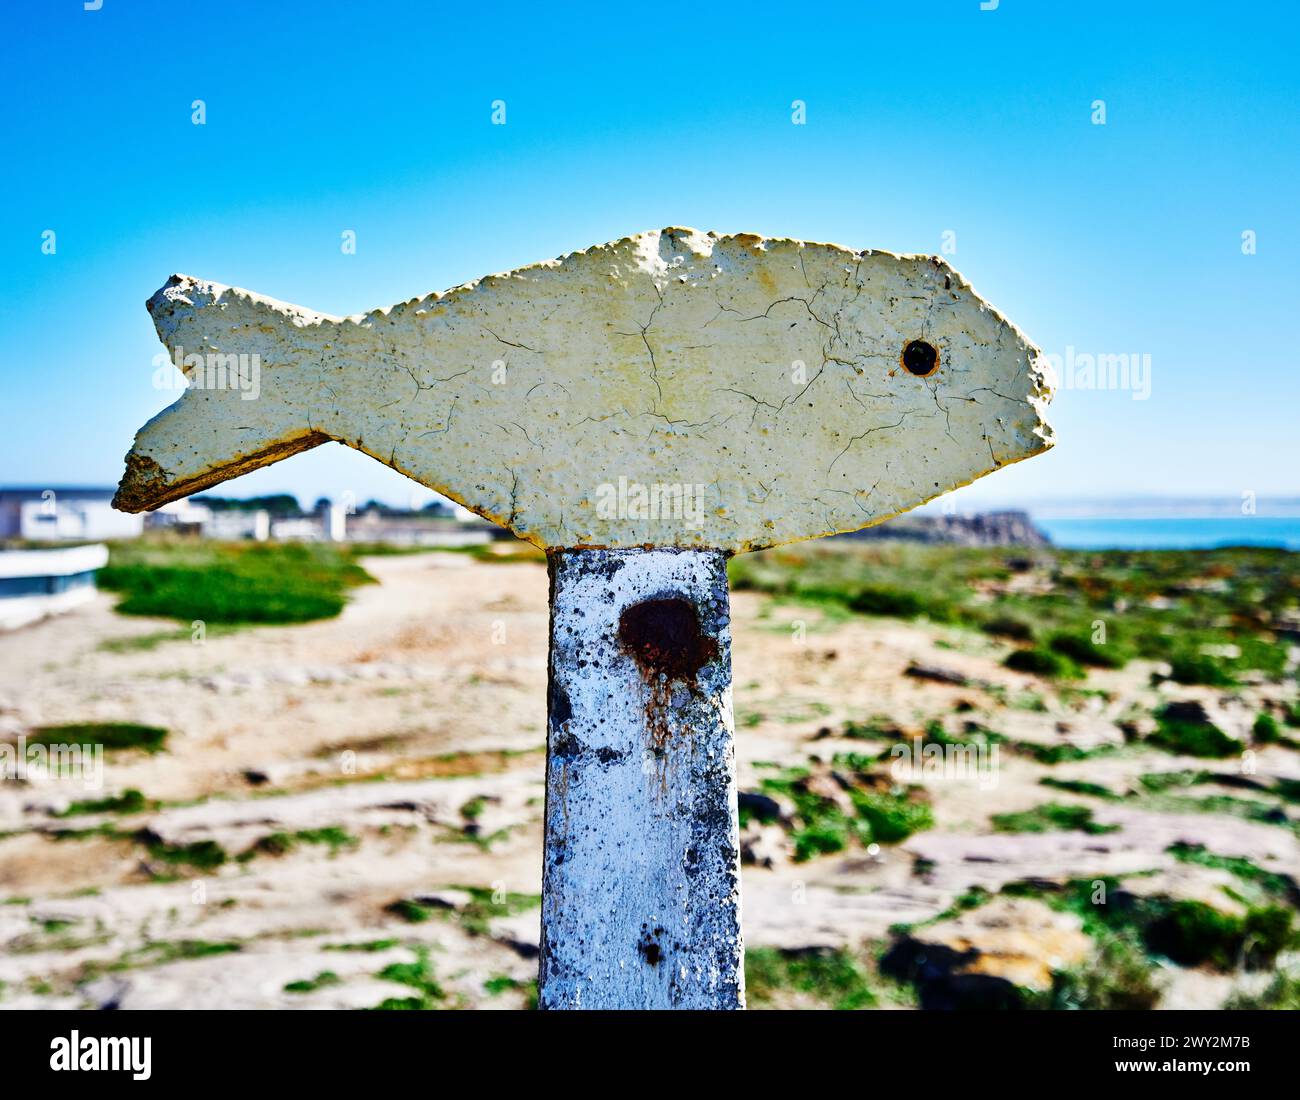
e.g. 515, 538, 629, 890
0, 487, 142, 542
144, 499, 270, 541
269, 516, 319, 541
208, 509, 271, 541
144, 497, 214, 532
0, 543, 110, 630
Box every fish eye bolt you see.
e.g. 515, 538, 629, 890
901, 339, 939, 378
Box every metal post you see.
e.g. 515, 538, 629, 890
538, 547, 744, 1009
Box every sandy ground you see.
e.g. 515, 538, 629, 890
1, 550, 1297, 1009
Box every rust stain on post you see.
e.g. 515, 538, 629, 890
618, 592, 723, 753
619, 596, 719, 682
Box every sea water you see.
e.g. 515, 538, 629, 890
1035, 517, 1300, 551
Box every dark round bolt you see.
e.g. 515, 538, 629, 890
901, 339, 939, 377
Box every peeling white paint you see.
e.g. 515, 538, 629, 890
540, 548, 743, 1009
115, 228, 1054, 552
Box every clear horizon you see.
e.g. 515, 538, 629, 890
9, 481, 1300, 521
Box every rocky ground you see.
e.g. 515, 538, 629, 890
1, 548, 1298, 1010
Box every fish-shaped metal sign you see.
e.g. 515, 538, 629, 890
110, 227, 1057, 1010
114, 227, 1054, 550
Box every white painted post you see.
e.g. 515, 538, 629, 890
539, 548, 743, 1009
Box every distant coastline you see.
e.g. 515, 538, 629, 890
1035, 516, 1300, 551
857, 508, 1300, 551
845, 511, 1048, 548
891, 497, 1300, 551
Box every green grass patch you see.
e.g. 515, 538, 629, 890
385, 887, 539, 935
449, 886, 542, 937
1005, 877, 1294, 972
294, 826, 359, 853
483, 975, 538, 1007
840, 715, 905, 741
891, 886, 994, 936
370, 995, 425, 1010
1035, 931, 1161, 1010
1252, 713, 1282, 744
55, 789, 153, 817
981, 615, 1035, 641
1048, 632, 1127, 669
122, 940, 242, 967
847, 585, 932, 619
99, 539, 375, 625
144, 837, 228, 872
437, 823, 514, 851
39, 918, 75, 933
28, 722, 167, 755
728, 543, 1300, 682
241, 826, 359, 861
756, 763, 932, 862
1039, 777, 1118, 800
991, 802, 1120, 836
745, 946, 905, 1009
1155, 793, 1295, 832
373, 947, 444, 1009
385, 899, 433, 924
1145, 901, 1293, 970
284, 970, 341, 994
1167, 653, 1237, 687
848, 788, 935, 844
1148, 712, 1240, 758
1138, 769, 1214, 794
326, 939, 400, 953
1167, 842, 1298, 904
1011, 740, 1117, 765
48, 821, 231, 877
908, 720, 1007, 752
97, 628, 201, 654
1004, 647, 1080, 678
1226, 972, 1300, 1009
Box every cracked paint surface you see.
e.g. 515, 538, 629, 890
114, 227, 1054, 552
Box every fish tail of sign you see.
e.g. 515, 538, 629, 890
113, 275, 335, 512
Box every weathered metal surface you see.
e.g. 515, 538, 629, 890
114, 227, 1054, 552
539, 547, 743, 1009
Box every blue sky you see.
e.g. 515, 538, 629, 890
2, 0, 1297, 514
